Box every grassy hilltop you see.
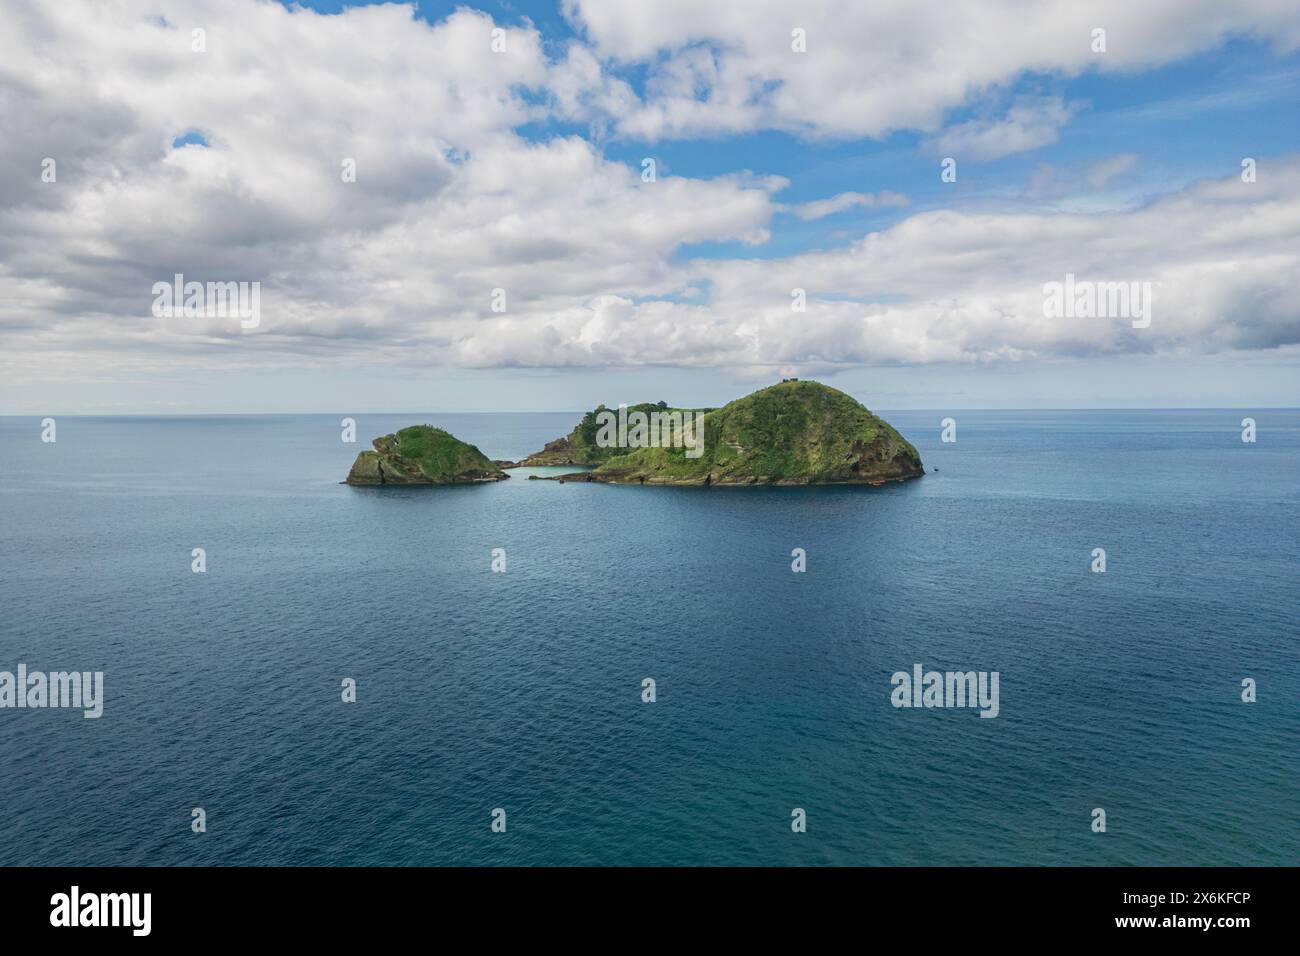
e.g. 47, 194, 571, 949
530, 380, 924, 485
346, 425, 507, 485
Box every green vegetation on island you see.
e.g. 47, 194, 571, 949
345, 425, 507, 485
516, 400, 715, 466
524, 380, 924, 485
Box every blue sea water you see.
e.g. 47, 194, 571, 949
0, 409, 1296, 867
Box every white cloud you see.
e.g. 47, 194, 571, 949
790, 191, 909, 221
1, 0, 1298, 391
1086, 153, 1141, 189
565, 0, 1300, 141
424, 163, 1300, 372
0, 1, 787, 381
927, 98, 1078, 161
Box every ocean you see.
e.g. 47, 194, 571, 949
0, 409, 1296, 866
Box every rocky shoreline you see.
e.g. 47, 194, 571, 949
526, 470, 913, 486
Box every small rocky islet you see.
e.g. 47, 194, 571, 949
344, 426, 507, 485
345, 380, 924, 486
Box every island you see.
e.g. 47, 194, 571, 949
345, 425, 508, 485
519, 380, 924, 485
513, 400, 714, 467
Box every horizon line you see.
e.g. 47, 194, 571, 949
3, 406, 1298, 418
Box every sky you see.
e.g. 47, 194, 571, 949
1, 0, 1299, 413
